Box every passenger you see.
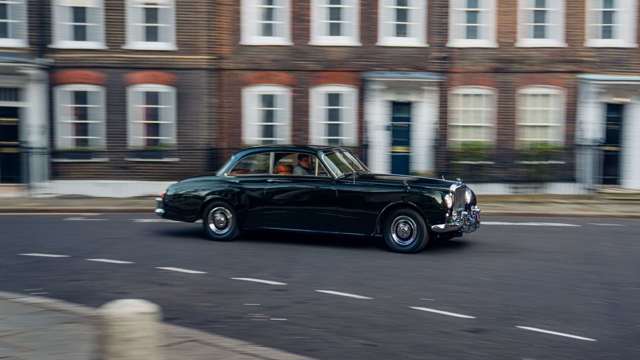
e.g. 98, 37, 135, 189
276, 163, 292, 175
293, 154, 313, 176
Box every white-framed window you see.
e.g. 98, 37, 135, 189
310, 0, 360, 46
586, 0, 637, 47
516, 0, 565, 47
54, 84, 106, 150
448, 0, 497, 47
125, 0, 176, 50
0, 0, 27, 47
378, 0, 427, 47
448, 87, 496, 146
309, 85, 358, 146
242, 85, 291, 145
516, 86, 565, 146
241, 0, 291, 45
127, 84, 177, 148
52, 0, 105, 49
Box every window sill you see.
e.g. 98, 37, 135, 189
52, 158, 110, 163
447, 40, 498, 48
125, 157, 180, 162
122, 43, 178, 51
515, 40, 567, 48
241, 38, 293, 46
377, 39, 428, 47
0, 39, 28, 48
50, 42, 108, 50
309, 39, 362, 47
584, 40, 637, 48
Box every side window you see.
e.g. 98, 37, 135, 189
272, 152, 330, 177
229, 152, 271, 176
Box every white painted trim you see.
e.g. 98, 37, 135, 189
309, 84, 358, 146
584, 0, 637, 48
51, 0, 106, 48
377, 0, 428, 47
448, 0, 497, 48
310, 0, 360, 46
241, 0, 292, 46
516, 0, 566, 48
242, 84, 292, 145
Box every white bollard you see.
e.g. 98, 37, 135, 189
97, 299, 163, 360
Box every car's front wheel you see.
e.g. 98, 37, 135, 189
202, 201, 240, 241
383, 208, 429, 253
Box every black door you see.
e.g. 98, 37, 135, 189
0, 107, 20, 183
602, 104, 624, 185
391, 102, 411, 175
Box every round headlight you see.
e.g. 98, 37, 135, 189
465, 189, 473, 204
444, 194, 453, 209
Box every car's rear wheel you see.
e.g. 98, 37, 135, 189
383, 208, 429, 253
202, 201, 239, 241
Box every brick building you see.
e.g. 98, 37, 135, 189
1, 0, 640, 194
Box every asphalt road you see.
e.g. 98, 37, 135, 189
1, 213, 639, 359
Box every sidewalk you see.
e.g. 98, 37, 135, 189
0, 292, 313, 360
0, 195, 639, 217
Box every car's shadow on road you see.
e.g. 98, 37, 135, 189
154, 226, 474, 253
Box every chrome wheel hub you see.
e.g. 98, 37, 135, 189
208, 207, 233, 235
390, 215, 417, 246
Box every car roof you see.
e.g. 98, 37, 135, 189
233, 145, 344, 156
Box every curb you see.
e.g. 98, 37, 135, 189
0, 291, 314, 360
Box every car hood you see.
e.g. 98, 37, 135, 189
356, 173, 457, 190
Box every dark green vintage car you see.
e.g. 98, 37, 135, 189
156, 145, 480, 253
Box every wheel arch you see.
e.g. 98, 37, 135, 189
374, 201, 430, 235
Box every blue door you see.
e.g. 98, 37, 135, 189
391, 102, 411, 175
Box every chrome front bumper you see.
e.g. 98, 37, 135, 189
155, 197, 165, 216
431, 206, 480, 234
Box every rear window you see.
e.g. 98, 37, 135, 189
228, 153, 271, 176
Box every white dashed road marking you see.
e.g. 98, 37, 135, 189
19, 253, 70, 258
231, 277, 287, 286
269, 318, 288, 321
64, 217, 107, 221
516, 326, 597, 342
132, 219, 177, 223
315, 290, 373, 300
0, 213, 101, 216
588, 223, 624, 227
410, 306, 476, 319
156, 267, 207, 274
483, 221, 580, 227
87, 258, 134, 264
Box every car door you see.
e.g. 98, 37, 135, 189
225, 151, 272, 229
261, 153, 338, 232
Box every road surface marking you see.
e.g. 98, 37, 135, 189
231, 277, 287, 286
19, 253, 70, 258
270, 318, 288, 321
420, 298, 435, 301
87, 258, 134, 265
64, 217, 107, 221
588, 223, 624, 227
410, 306, 476, 319
156, 267, 206, 274
515, 326, 597, 342
29, 292, 49, 296
132, 219, 177, 223
244, 303, 261, 306
315, 290, 373, 300
482, 221, 580, 227
0, 213, 101, 216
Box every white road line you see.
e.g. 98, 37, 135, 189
29, 292, 49, 296
64, 217, 107, 221
315, 290, 373, 300
410, 306, 476, 319
156, 267, 207, 274
19, 253, 70, 258
483, 221, 580, 227
86, 258, 134, 265
0, 213, 102, 216
243, 303, 261, 306
516, 326, 597, 342
269, 318, 288, 321
132, 219, 177, 223
588, 223, 624, 227
231, 277, 287, 286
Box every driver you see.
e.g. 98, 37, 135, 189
293, 154, 313, 176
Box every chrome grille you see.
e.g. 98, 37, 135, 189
452, 184, 467, 211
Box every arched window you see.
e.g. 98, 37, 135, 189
127, 84, 177, 148
448, 86, 497, 146
516, 86, 565, 147
309, 85, 358, 146
242, 85, 292, 145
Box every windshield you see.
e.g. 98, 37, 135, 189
322, 149, 369, 178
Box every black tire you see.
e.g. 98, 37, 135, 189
202, 201, 240, 241
382, 208, 429, 253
